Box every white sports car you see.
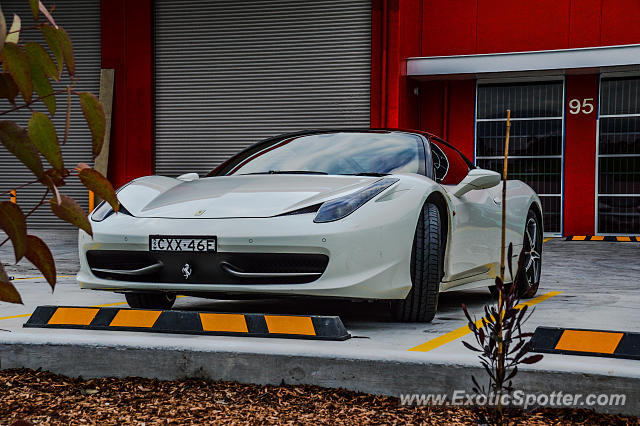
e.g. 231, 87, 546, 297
78, 130, 543, 322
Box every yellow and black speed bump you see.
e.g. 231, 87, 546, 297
530, 326, 640, 360
565, 235, 640, 242
24, 306, 350, 341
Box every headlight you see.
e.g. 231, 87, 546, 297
313, 178, 399, 223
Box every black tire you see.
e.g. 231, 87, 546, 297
516, 209, 542, 298
391, 203, 442, 322
489, 208, 542, 299
125, 292, 176, 309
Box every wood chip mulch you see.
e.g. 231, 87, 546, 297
0, 369, 637, 425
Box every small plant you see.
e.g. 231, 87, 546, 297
462, 246, 543, 424
461, 109, 542, 424
0, 0, 118, 304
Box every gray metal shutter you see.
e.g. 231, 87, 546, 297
0, 0, 101, 228
155, 0, 371, 177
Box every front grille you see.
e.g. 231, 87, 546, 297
86, 250, 328, 284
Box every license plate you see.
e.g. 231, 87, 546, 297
149, 235, 217, 252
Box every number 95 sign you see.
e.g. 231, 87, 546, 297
568, 98, 594, 115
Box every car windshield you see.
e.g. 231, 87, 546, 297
216, 132, 423, 176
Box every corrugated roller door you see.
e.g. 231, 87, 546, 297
155, 0, 371, 177
0, 0, 101, 228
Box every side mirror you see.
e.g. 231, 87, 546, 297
452, 168, 501, 198
177, 172, 200, 182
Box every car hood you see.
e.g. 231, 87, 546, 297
117, 174, 380, 219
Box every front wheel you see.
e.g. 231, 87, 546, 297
391, 203, 442, 322
125, 292, 176, 309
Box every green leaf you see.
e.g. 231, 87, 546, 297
5, 13, 20, 44
0, 263, 22, 304
28, 112, 62, 172
78, 168, 119, 213
0, 72, 18, 103
0, 43, 32, 103
49, 194, 92, 236
40, 24, 63, 77
0, 5, 6, 53
24, 42, 58, 81
29, 0, 39, 20
77, 92, 105, 157
25, 235, 56, 290
27, 54, 55, 115
0, 121, 44, 179
56, 27, 74, 77
0, 201, 27, 262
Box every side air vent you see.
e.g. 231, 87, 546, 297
279, 203, 322, 216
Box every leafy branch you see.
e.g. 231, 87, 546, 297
0, 0, 118, 304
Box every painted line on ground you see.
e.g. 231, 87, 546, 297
408, 291, 563, 352
12, 275, 75, 281
543, 237, 553, 243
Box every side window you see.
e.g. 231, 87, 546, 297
430, 141, 470, 185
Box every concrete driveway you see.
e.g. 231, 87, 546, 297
0, 230, 639, 416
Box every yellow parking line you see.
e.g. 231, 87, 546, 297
12, 275, 75, 281
543, 237, 552, 243
0, 313, 31, 321
408, 291, 563, 352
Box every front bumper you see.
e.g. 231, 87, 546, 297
77, 198, 420, 299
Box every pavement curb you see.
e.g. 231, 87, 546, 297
0, 341, 638, 417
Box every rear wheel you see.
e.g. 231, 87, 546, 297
489, 208, 542, 299
516, 209, 542, 298
391, 203, 442, 322
125, 292, 176, 309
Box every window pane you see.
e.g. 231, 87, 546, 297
539, 196, 561, 233
598, 117, 640, 155
600, 78, 640, 116
476, 119, 562, 157
477, 82, 563, 119
477, 158, 562, 195
598, 196, 640, 234
598, 157, 640, 194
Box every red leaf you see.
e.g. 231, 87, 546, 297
78, 168, 119, 212
0, 201, 27, 261
0, 121, 44, 179
25, 235, 56, 290
49, 194, 92, 236
0, 263, 22, 304
0, 43, 32, 103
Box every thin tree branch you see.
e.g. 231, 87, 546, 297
0, 89, 67, 117
24, 188, 50, 219
0, 179, 40, 196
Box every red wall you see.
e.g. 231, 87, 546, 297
101, 0, 154, 188
420, 0, 640, 56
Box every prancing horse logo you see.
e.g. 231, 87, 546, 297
181, 263, 192, 280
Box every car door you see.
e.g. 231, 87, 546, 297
430, 140, 501, 283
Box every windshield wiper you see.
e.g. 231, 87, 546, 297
239, 170, 329, 175
340, 172, 390, 177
